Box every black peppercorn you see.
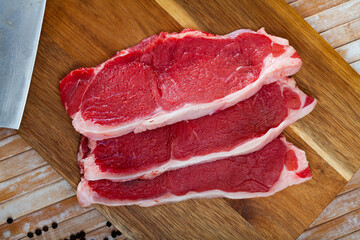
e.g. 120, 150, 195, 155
79, 231, 85, 237
103, 238, 108, 240
51, 222, 58, 229
111, 230, 117, 238
116, 230, 121, 236
35, 229, 42, 235
70, 234, 76, 240
27, 232, 34, 238
7, 217, 13, 224
43, 225, 49, 232
106, 221, 112, 227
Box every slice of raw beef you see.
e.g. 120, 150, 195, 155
77, 136, 312, 207
78, 78, 316, 181
60, 28, 302, 140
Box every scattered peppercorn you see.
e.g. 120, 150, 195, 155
116, 230, 121, 236
76, 232, 81, 238
43, 225, 49, 232
7, 217, 13, 224
27, 232, 34, 238
51, 222, 58, 229
106, 221, 112, 227
70, 234, 76, 240
103, 238, 108, 240
79, 231, 86, 237
111, 230, 117, 238
80, 237, 86, 240
35, 229, 42, 236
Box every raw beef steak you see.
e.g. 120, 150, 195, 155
78, 78, 316, 181
60, 28, 301, 140
77, 136, 312, 207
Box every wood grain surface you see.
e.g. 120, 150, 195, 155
12, 0, 360, 239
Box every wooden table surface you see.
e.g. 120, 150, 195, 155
1, 0, 360, 239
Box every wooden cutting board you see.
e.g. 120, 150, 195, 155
18, 0, 360, 239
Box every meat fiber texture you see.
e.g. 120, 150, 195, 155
78, 78, 316, 181
77, 136, 312, 207
60, 28, 302, 140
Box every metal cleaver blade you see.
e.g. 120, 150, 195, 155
0, 0, 46, 129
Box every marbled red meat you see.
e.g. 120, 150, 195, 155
77, 136, 312, 207
60, 28, 301, 140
